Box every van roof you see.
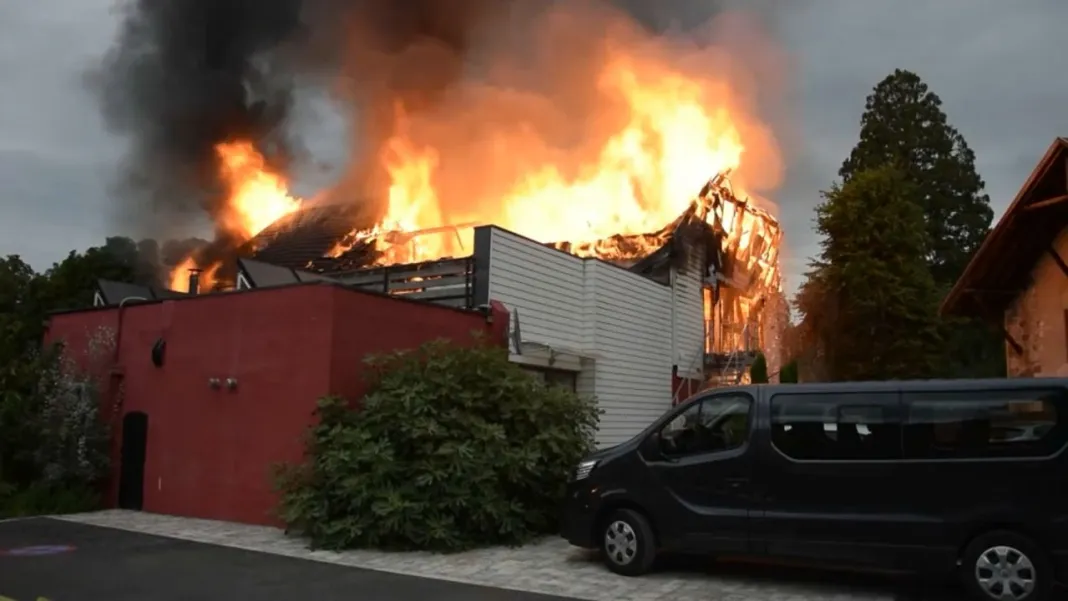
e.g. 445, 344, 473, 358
709, 378, 1068, 396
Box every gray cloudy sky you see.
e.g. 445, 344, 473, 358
2, 0, 1066, 295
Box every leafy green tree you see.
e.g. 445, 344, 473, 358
41, 237, 148, 311
839, 69, 993, 283
276, 339, 600, 552
749, 353, 768, 383
0, 256, 46, 365
811, 165, 942, 381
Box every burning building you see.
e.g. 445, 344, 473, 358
242, 172, 783, 378
126, 170, 778, 447
90, 1, 789, 446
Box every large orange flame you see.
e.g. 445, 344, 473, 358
329, 48, 764, 265
169, 141, 302, 292
215, 141, 303, 239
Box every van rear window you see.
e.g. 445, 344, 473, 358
903, 389, 1065, 459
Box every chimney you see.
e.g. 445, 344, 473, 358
187, 268, 202, 295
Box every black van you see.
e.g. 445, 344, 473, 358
560, 379, 1068, 601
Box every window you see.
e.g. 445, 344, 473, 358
660, 393, 752, 456
903, 389, 1065, 459
771, 392, 901, 460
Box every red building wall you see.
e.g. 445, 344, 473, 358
671, 367, 705, 405
45, 283, 508, 526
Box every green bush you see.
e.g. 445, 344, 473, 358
780, 359, 799, 383
0, 329, 113, 516
0, 481, 101, 518
275, 338, 600, 552
749, 352, 769, 383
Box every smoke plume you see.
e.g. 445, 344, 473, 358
92, 0, 302, 238
93, 0, 792, 253
92, 0, 502, 235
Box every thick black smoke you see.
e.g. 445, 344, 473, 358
93, 0, 778, 255
614, 0, 728, 32
93, 0, 500, 276
94, 0, 303, 234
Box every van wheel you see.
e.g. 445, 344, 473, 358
600, 508, 656, 576
960, 530, 1052, 601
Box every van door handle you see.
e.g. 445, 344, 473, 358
724, 478, 748, 489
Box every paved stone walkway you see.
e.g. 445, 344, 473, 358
55, 510, 911, 601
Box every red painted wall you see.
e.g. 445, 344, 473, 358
46, 283, 508, 526
671, 367, 705, 405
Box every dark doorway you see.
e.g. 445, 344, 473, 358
118, 411, 149, 510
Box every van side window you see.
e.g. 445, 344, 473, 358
903, 389, 1065, 459
770, 392, 901, 460
660, 393, 752, 457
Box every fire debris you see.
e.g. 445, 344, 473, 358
241, 171, 781, 305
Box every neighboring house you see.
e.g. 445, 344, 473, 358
942, 137, 1068, 377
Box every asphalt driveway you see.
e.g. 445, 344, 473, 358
0, 517, 576, 601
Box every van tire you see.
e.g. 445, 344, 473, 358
960, 530, 1053, 601
599, 508, 656, 576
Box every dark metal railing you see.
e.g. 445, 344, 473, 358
335, 256, 475, 308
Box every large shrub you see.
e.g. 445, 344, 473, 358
0, 329, 113, 517
779, 359, 800, 384
749, 352, 769, 383
276, 338, 600, 552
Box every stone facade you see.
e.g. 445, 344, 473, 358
1004, 227, 1068, 377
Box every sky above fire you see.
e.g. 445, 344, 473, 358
1, 0, 1066, 296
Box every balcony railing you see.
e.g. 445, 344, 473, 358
336, 256, 476, 308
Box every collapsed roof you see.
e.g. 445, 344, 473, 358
244, 173, 781, 296
243, 202, 375, 273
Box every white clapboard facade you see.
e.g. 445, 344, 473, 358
475, 226, 705, 448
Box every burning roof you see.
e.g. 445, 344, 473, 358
241, 171, 781, 298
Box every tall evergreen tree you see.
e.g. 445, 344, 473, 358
839, 69, 1002, 377
811, 166, 942, 381
840, 69, 993, 284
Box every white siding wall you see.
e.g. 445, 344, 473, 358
585, 262, 674, 446
672, 249, 707, 380
485, 227, 702, 447
485, 228, 588, 352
